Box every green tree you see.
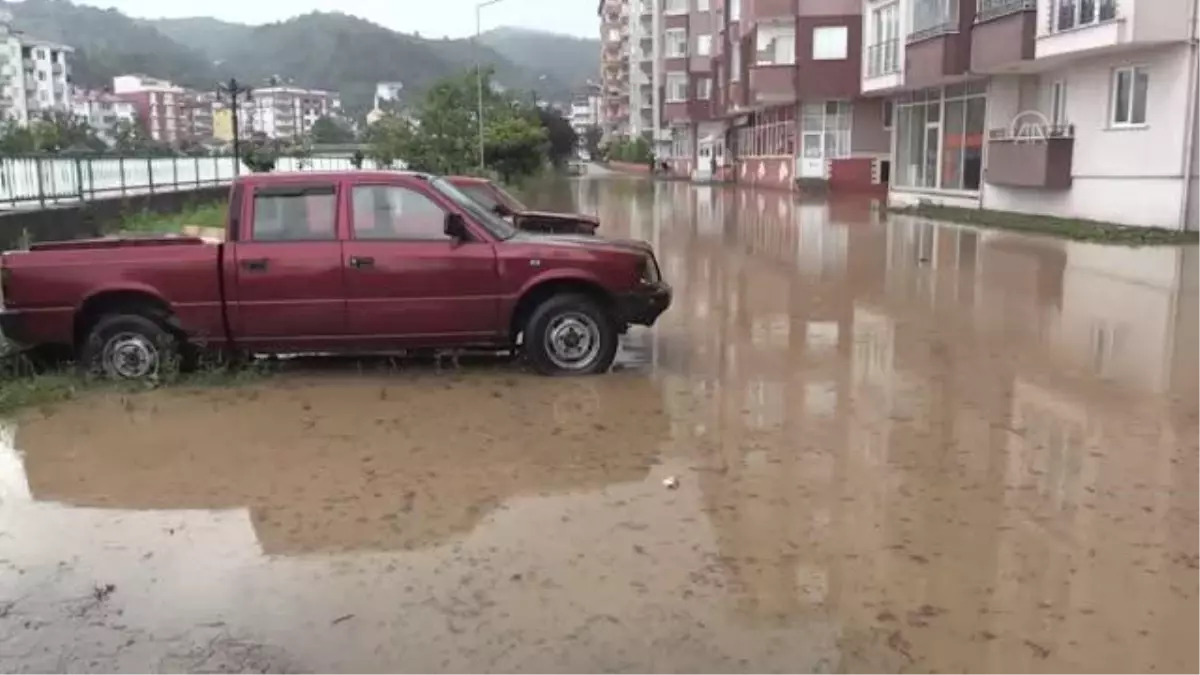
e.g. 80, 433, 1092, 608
486, 115, 548, 183
536, 107, 578, 167
310, 115, 355, 144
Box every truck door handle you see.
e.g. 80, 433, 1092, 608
349, 256, 375, 269
242, 258, 268, 272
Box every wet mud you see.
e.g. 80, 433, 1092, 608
0, 176, 1196, 672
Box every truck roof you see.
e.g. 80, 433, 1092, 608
232, 170, 432, 186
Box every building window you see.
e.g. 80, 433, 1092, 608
800, 101, 853, 161
730, 43, 742, 81
729, 0, 741, 21
1110, 66, 1148, 127
696, 0, 710, 10
666, 73, 689, 102
696, 77, 712, 100
1049, 80, 1067, 125
883, 100, 894, 130
666, 29, 689, 57
894, 86, 987, 192
812, 26, 848, 60
756, 24, 796, 65
696, 34, 712, 56
1053, 0, 1117, 32
736, 106, 795, 157
664, 0, 688, 15
868, 2, 900, 76
911, 0, 958, 38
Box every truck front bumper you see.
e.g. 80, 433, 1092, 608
616, 282, 672, 327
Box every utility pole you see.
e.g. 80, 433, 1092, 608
475, 0, 507, 171
217, 78, 253, 175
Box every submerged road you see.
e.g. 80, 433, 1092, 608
0, 175, 1196, 672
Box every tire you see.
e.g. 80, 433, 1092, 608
80, 312, 182, 381
524, 293, 618, 376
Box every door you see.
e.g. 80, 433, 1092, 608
694, 140, 713, 181
228, 182, 347, 349
798, 131, 825, 178
342, 183, 501, 346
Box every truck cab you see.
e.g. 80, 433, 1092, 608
0, 171, 671, 378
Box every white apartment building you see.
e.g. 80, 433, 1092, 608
247, 86, 342, 140
862, 0, 1199, 230
0, 10, 73, 124
570, 83, 602, 136
112, 74, 186, 145
72, 89, 135, 143
599, 0, 661, 143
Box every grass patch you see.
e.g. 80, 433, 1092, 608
890, 204, 1199, 245
117, 202, 226, 234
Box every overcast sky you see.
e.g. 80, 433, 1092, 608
73, 0, 598, 39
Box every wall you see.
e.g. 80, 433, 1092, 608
0, 186, 228, 250
983, 44, 1193, 228
851, 97, 891, 154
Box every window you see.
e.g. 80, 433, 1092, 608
756, 24, 796, 65
894, 87, 986, 192
251, 186, 338, 241
696, 77, 712, 100
664, 0, 687, 14
697, 34, 712, 56
730, 44, 742, 81
666, 73, 689, 102
429, 178, 517, 240
696, 0, 710, 10
812, 26, 848, 60
868, 2, 900, 76
1049, 80, 1067, 125
911, 0, 957, 37
729, 0, 741, 21
351, 185, 447, 240
666, 29, 689, 57
883, 100, 894, 130
1053, 0, 1117, 32
1110, 66, 1148, 127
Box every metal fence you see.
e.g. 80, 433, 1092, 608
0, 155, 382, 211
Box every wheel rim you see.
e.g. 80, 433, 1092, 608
543, 311, 602, 371
103, 332, 159, 379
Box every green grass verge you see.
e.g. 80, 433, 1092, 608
890, 204, 1199, 245
117, 202, 226, 234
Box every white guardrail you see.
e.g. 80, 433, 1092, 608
0, 155, 383, 211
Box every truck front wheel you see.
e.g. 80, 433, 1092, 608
524, 294, 618, 376
81, 313, 181, 381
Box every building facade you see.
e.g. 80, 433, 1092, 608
864, 0, 1199, 230
72, 89, 135, 143
112, 74, 186, 145
247, 86, 342, 140
0, 11, 73, 124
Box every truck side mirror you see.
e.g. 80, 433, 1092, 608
444, 212, 469, 241
492, 203, 514, 218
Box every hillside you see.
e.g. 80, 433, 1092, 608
479, 27, 599, 95
2, 0, 589, 118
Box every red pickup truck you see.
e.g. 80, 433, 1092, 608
0, 171, 671, 378
447, 176, 600, 235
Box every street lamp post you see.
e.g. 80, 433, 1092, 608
217, 78, 253, 175
475, 0, 507, 172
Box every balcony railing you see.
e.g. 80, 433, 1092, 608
866, 39, 900, 77
988, 122, 1075, 141
976, 0, 1035, 22
1048, 0, 1117, 33
910, 0, 960, 41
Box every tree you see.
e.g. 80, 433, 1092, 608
0, 113, 105, 154
365, 68, 549, 181
583, 125, 603, 158
536, 107, 578, 167
310, 115, 355, 144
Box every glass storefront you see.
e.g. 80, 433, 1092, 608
894, 83, 986, 192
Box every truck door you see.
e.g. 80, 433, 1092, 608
341, 181, 500, 346
226, 181, 347, 350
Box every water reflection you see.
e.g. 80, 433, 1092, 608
0, 176, 1195, 672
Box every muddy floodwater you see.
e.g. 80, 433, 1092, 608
1, 176, 1196, 673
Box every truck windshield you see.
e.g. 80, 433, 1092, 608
431, 177, 518, 241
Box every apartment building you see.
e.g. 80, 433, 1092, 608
570, 82, 603, 137
863, 0, 1199, 230
72, 89, 135, 142
181, 91, 216, 144
247, 86, 341, 140
112, 74, 187, 145
0, 12, 73, 124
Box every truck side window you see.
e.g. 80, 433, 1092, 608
351, 185, 447, 241
251, 187, 337, 242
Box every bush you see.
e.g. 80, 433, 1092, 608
606, 136, 652, 164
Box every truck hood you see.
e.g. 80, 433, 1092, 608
517, 210, 601, 225
507, 231, 652, 255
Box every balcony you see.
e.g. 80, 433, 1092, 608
971, 0, 1035, 72
1034, 0, 1141, 60
905, 0, 971, 88
985, 124, 1074, 189
865, 39, 900, 78
748, 65, 795, 104
745, 0, 797, 29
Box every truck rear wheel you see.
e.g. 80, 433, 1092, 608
524, 293, 617, 376
81, 313, 181, 381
